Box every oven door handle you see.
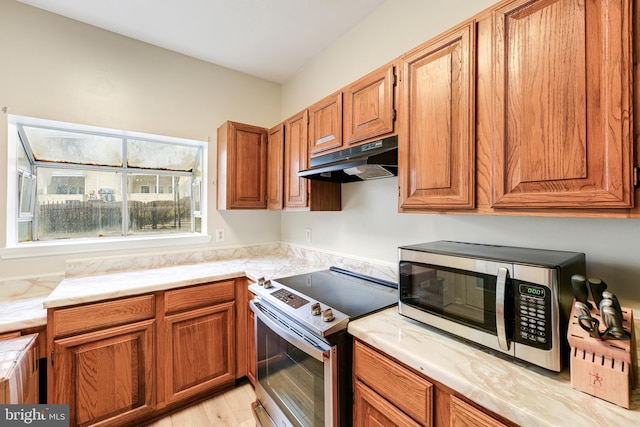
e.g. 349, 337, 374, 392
250, 300, 331, 362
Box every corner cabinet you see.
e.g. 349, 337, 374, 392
398, 21, 476, 211
217, 121, 268, 209
491, 0, 634, 209
353, 339, 514, 427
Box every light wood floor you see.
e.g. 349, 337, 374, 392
146, 382, 256, 427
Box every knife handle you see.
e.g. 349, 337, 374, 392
587, 278, 607, 310
601, 306, 630, 340
571, 275, 592, 309
601, 291, 622, 314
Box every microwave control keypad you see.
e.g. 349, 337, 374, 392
516, 284, 551, 350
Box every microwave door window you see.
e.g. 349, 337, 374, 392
400, 262, 498, 333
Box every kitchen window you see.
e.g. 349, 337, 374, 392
7, 115, 206, 248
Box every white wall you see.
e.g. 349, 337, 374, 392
280, 0, 640, 310
0, 0, 282, 279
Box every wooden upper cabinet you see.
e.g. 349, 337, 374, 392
309, 91, 343, 155
284, 110, 309, 208
217, 121, 268, 209
398, 21, 476, 211
491, 0, 633, 208
343, 63, 396, 146
267, 123, 284, 210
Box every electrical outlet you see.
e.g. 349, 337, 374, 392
305, 228, 312, 243
215, 228, 225, 242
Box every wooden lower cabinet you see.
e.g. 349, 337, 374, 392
450, 396, 507, 427
353, 339, 514, 427
164, 302, 235, 404
48, 279, 241, 426
354, 380, 421, 427
51, 320, 156, 427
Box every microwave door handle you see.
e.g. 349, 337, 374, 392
496, 267, 511, 352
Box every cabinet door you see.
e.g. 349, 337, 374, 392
51, 320, 156, 427
450, 396, 507, 427
354, 380, 422, 427
284, 110, 309, 208
217, 121, 268, 209
344, 63, 396, 146
267, 123, 285, 210
164, 302, 235, 404
309, 91, 343, 155
399, 22, 476, 211
492, 0, 633, 208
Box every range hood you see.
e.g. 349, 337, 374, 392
298, 135, 398, 183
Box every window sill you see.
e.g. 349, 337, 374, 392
0, 233, 212, 260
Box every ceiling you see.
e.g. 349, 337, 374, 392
17, 0, 385, 84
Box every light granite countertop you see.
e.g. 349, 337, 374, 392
42, 255, 325, 309
348, 308, 640, 427
0, 244, 397, 333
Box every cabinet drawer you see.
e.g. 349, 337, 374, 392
354, 340, 433, 425
52, 294, 155, 338
165, 280, 235, 314
450, 395, 508, 427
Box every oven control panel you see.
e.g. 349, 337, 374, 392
271, 288, 309, 308
248, 280, 350, 337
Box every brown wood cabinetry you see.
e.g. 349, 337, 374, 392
354, 340, 433, 426
267, 123, 285, 210
217, 121, 268, 210
491, 0, 634, 209
284, 110, 309, 208
343, 62, 396, 146
354, 380, 420, 427
398, 21, 476, 211
309, 91, 343, 155
48, 279, 243, 427
353, 339, 515, 427
163, 281, 236, 404
268, 111, 341, 211
51, 318, 156, 426
450, 396, 507, 427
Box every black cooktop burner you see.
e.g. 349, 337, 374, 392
273, 267, 398, 319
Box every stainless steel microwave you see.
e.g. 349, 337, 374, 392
398, 241, 585, 371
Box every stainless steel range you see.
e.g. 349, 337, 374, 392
249, 267, 398, 427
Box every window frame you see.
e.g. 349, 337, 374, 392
4, 115, 210, 258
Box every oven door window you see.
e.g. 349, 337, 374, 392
399, 261, 503, 332
256, 315, 328, 427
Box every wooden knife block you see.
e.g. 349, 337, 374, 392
567, 299, 636, 408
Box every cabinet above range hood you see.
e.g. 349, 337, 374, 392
298, 135, 398, 183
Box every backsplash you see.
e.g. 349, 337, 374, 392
64, 242, 398, 283
0, 274, 62, 301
